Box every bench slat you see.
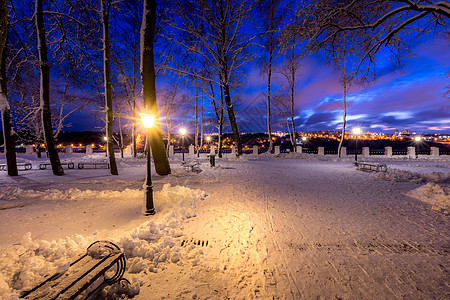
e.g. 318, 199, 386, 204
21, 253, 123, 300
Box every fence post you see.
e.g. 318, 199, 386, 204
340, 147, 347, 156
385, 146, 392, 158
296, 146, 302, 153
362, 147, 370, 157
25, 145, 34, 155
253, 145, 258, 155
407, 147, 416, 159
86, 144, 93, 155
189, 144, 195, 156
318, 147, 324, 155
274, 146, 280, 155
430, 147, 439, 157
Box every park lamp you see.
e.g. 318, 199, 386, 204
414, 136, 422, 142
352, 127, 361, 162
206, 136, 211, 142
140, 112, 155, 215
180, 128, 187, 162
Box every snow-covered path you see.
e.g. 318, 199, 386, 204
0, 154, 448, 299
169, 158, 449, 299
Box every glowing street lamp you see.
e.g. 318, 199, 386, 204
352, 127, 361, 162
140, 112, 156, 215
206, 136, 211, 142
180, 128, 186, 162
414, 136, 422, 142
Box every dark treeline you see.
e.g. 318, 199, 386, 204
1, 0, 448, 176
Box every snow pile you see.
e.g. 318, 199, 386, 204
0, 184, 205, 299
0, 187, 142, 202
373, 169, 448, 183
406, 183, 450, 214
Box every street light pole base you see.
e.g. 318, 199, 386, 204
145, 208, 156, 215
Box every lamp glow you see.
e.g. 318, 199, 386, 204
180, 128, 186, 135
352, 127, 361, 135
206, 136, 211, 142
414, 136, 421, 142
140, 113, 155, 129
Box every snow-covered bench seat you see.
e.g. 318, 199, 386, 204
182, 160, 201, 172
77, 162, 110, 169
0, 163, 32, 171
20, 241, 126, 300
354, 161, 387, 172
39, 162, 75, 170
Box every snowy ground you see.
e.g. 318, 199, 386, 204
0, 152, 448, 299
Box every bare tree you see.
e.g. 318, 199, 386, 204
35, 0, 64, 175
0, 0, 18, 176
291, 0, 449, 71
258, 0, 291, 153
159, 73, 188, 154
167, 0, 258, 156
141, 0, 171, 175
274, 47, 302, 150
100, 0, 118, 175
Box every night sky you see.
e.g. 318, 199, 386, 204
67, 37, 449, 135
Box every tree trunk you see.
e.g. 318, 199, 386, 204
194, 75, 199, 155
118, 113, 124, 158
337, 42, 347, 158
132, 91, 137, 157
290, 45, 296, 151
101, 0, 118, 175
267, 34, 273, 153
198, 82, 203, 157
141, 0, 171, 175
223, 81, 241, 156
35, 0, 64, 176
0, 0, 18, 176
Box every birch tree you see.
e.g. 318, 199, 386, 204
141, 0, 171, 175
0, 0, 18, 176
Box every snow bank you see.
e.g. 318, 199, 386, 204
372, 169, 448, 183
0, 184, 205, 299
406, 183, 450, 214
0, 187, 142, 202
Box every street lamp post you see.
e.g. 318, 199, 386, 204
352, 127, 361, 162
180, 128, 186, 162
140, 113, 156, 215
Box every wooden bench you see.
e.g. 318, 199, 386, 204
20, 240, 126, 300
182, 160, 201, 172
39, 162, 75, 170
77, 162, 110, 169
0, 163, 32, 171
355, 161, 387, 172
